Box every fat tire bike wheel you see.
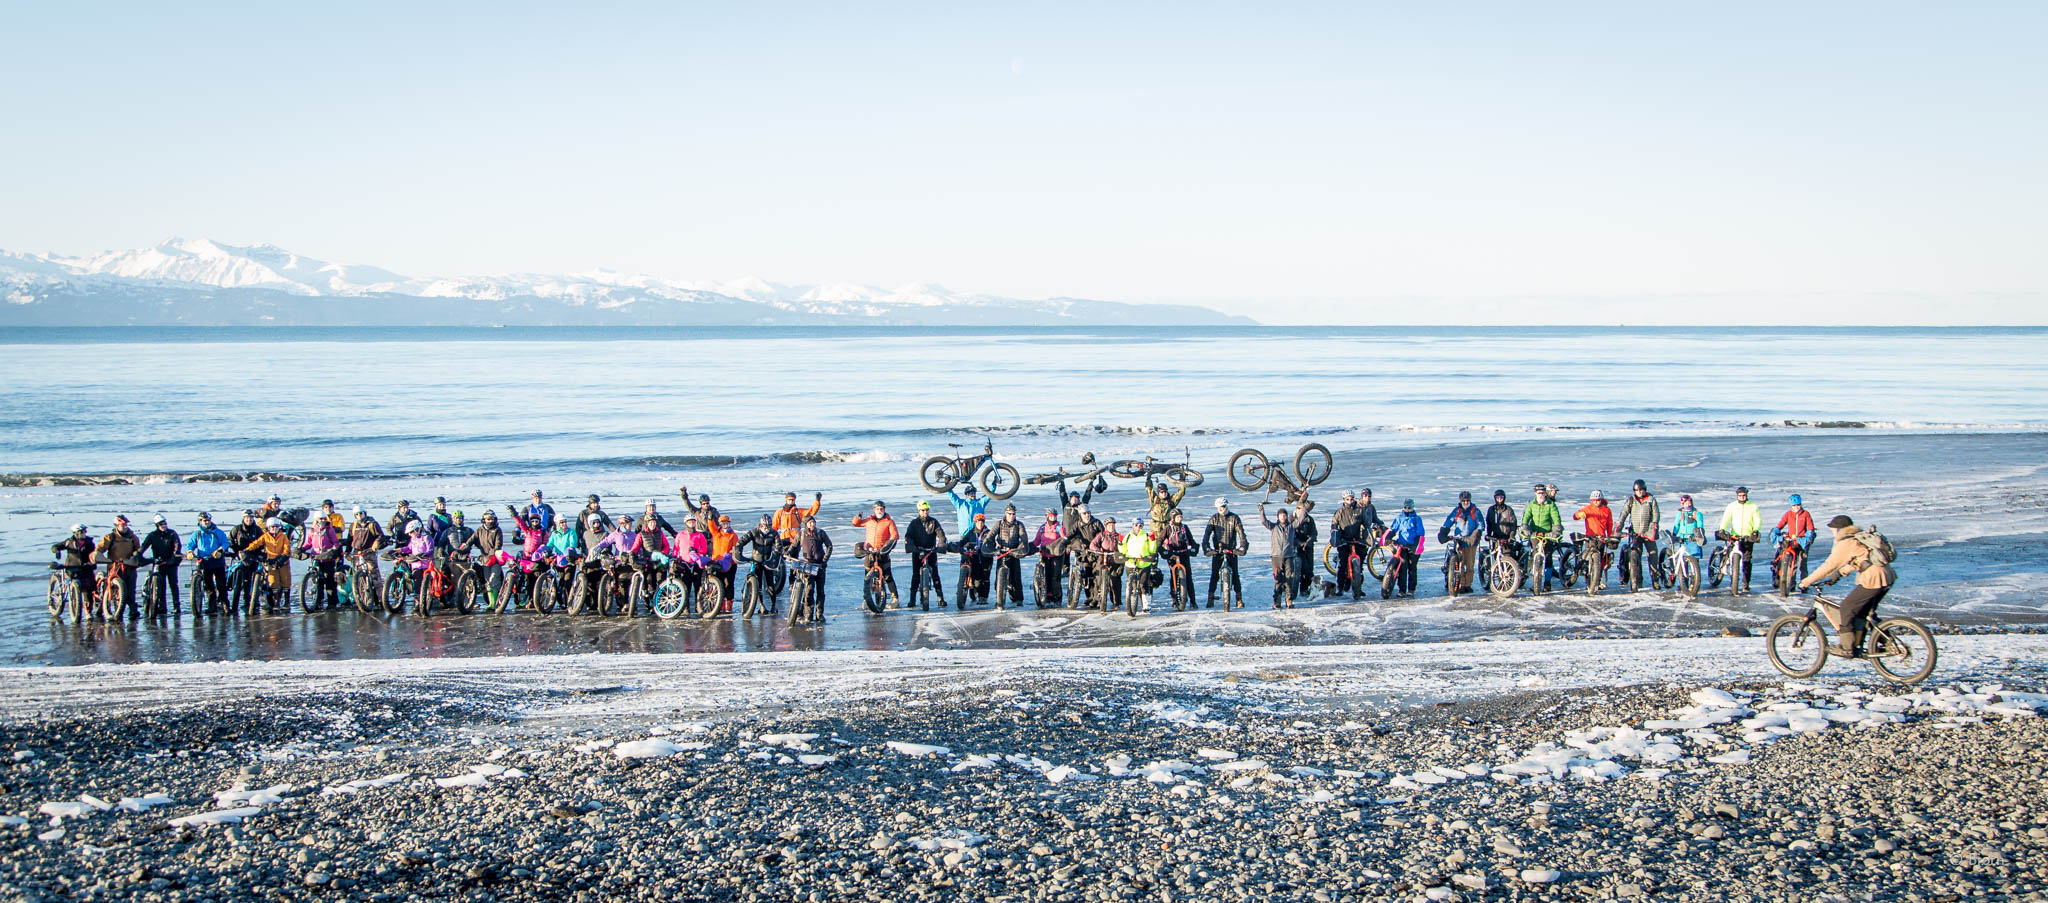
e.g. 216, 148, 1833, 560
1765, 615, 1828, 679
1869, 618, 1938, 685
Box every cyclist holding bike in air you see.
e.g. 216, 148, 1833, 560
853, 501, 902, 607
1258, 502, 1301, 607
904, 501, 947, 605
947, 483, 989, 538
1203, 498, 1247, 608
1718, 486, 1763, 594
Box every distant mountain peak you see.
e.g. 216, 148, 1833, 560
0, 238, 1257, 326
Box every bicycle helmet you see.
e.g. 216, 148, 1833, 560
1004, 504, 1016, 513
406, 522, 421, 533
1788, 494, 1803, 506
267, 517, 284, 528
70, 523, 85, 533
587, 494, 600, 504
197, 512, 212, 522
1214, 498, 1228, 508
1678, 494, 1692, 503
697, 494, 711, 504
1590, 490, 1604, 500
453, 510, 464, 519
1458, 491, 1472, 501
1632, 479, 1646, 491
973, 513, 987, 522
152, 514, 166, 524
1402, 499, 1414, 510
1735, 486, 1749, 494
718, 515, 731, 525
1493, 490, 1506, 500
269, 494, 282, 503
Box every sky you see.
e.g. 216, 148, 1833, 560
3, 2, 2044, 324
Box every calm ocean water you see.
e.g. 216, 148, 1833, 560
3, 326, 2044, 665
3, 326, 2043, 481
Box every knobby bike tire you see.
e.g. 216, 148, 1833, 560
741, 573, 762, 619
864, 569, 887, 614
46, 574, 66, 621
298, 570, 319, 613
100, 576, 127, 621
189, 568, 208, 616
1776, 554, 1800, 598
382, 571, 409, 616
1226, 449, 1269, 492
653, 577, 688, 619
982, 463, 1021, 500
1489, 553, 1522, 599
1869, 618, 1937, 685
696, 577, 725, 618
1107, 460, 1148, 479
1765, 615, 1828, 679
1293, 443, 1334, 487
1164, 465, 1204, 488
919, 457, 960, 494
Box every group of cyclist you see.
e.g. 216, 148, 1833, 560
48, 475, 1852, 623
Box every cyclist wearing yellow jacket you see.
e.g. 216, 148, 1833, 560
1119, 518, 1161, 607
1717, 486, 1763, 593
244, 517, 293, 590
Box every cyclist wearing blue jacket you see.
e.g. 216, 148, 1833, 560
185, 511, 232, 612
947, 484, 989, 536
1384, 501, 1426, 597
524, 490, 557, 534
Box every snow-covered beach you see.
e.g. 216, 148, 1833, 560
3, 635, 2046, 901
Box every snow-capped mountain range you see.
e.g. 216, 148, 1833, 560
0, 238, 1252, 326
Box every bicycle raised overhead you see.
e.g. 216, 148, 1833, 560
920, 439, 1021, 500
1108, 449, 1205, 488
1226, 443, 1333, 504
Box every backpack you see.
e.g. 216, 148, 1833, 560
1851, 527, 1894, 570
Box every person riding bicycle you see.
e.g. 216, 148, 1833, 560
1572, 491, 1618, 588
676, 487, 715, 534
51, 524, 96, 602
1717, 486, 1763, 593
229, 509, 263, 580
314, 499, 345, 534
244, 517, 293, 594
904, 500, 947, 604
1089, 516, 1125, 606
708, 515, 741, 602
957, 512, 996, 605
853, 501, 903, 607
578, 495, 612, 547
1438, 493, 1484, 595
96, 515, 144, 610
1202, 498, 1248, 607
138, 514, 183, 615
1160, 509, 1197, 602
346, 507, 387, 595
387, 500, 423, 548
1290, 498, 1319, 597
1618, 479, 1661, 588
1330, 491, 1373, 595
1033, 508, 1068, 604
185, 512, 232, 612
1521, 484, 1564, 586
1383, 501, 1425, 598
1119, 516, 1161, 608
299, 507, 345, 605
426, 497, 454, 547
441, 511, 476, 561
524, 490, 557, 534
773, 491, 823, 543
988, 505, 1030, 604
794, 515, 833, 614
1799, 514, 1896, 657
1770, 494, 1818, 584
1258, 502, 1300, 607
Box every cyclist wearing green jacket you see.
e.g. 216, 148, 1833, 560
1146, 478, 1188, 533
1522, 483, 1564, 588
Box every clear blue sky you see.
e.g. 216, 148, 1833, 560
5, 2, 2044, 323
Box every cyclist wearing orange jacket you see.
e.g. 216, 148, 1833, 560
774, 491, 823, 541
853, 501, 901, 605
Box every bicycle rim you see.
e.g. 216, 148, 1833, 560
1765, 616, 1828, 678
1869, 619, 1937, 684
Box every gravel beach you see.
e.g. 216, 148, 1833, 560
3, 637, 2047, 902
